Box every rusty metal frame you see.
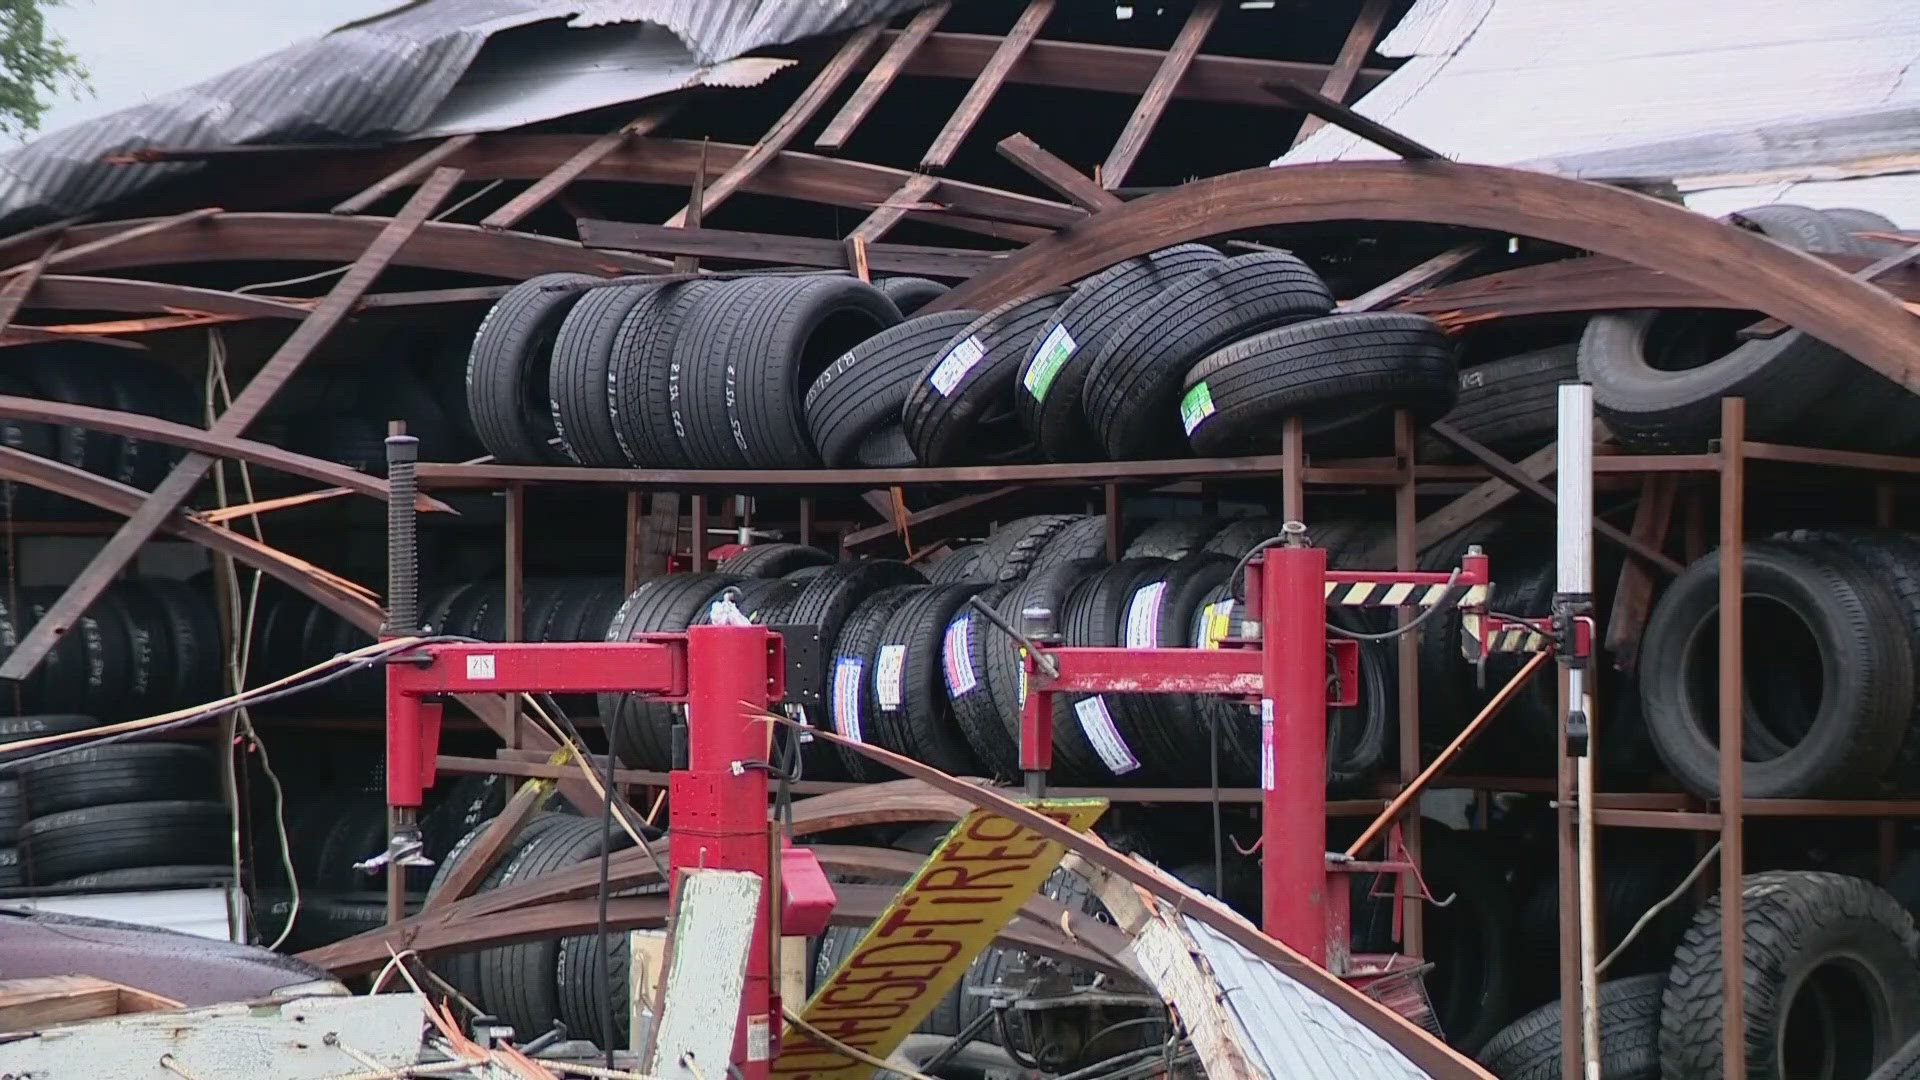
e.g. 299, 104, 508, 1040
933, 161, 1920, 392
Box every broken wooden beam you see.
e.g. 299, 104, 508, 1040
576, 218, 1001, 279
331, 134, 476, 216
1263, 80, 1443, 160
1101, 0, 1221, 187
1289, 0, 1392, 148
480, 106, 675, 231
816, 1, 951, 150
921, 0, 1055, 170
997, 133, 1121, 213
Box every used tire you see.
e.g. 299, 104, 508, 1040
468, 274, 600, 464
1661, 871, 1920, 1080
1874, 1031, 1920, 1080
1478, 973, 1662, 1080
974, 514, 1081, 583
1126, 518, 1219, 560
875, 276, 948, 316
870, 584, 988, 776
1027, 515, 1111, 579
1426, 344, 1578, 459
1823, 207, 1906, 257
51, 864, 232, 890
1085, 252, 1335, 460
987, 559, 1109, 783
20, 800, 228, 883
1016, 244, 1224, 461
1639, 542, 1913, 798
1729, 203, 1862, 254
716, 543, 835, 579
805, 310, 975, 467
427, 813, 575, 1007
607, 280, 718, 468
549, 282, 665, 466
0, 715, 99, 766
19, 743, 215, 816
903, 290, 1068, 466
1182, 312, 1458, 457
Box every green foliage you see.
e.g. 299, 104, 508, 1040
0, 0, 86, 139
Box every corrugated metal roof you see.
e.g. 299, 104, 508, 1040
0, 0, 924, 233
1183, 914, 1435, 1080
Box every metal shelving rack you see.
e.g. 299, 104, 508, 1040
412, 397, 1920, 1079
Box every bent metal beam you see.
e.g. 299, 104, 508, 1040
933, 161, 1920, 391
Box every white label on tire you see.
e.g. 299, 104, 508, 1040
1180, 381, 1217, 434
928, 335, 986, 396
876, 644, 907, 710
1021, 324, 1077, 401
1260, 698, 1275, 790
1075, 696, 1140, 775
1124, 582, 1167, 648
1198, 599, 1235, 648
832, 657, 865, 742
943, 617, 976, 694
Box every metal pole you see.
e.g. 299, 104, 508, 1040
1261, 529, 1328, 963
1557, 383, 1599, 1080
383, 432, 420, 927
1718, 398, 1747, 1078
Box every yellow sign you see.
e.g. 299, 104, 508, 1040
770, 799, 1106, 1078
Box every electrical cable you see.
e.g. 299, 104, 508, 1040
1597, 841, 1720, 976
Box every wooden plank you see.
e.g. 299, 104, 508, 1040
0, 239, 58, 332
481, 107, 674, 230
674, 139, 710, 276
331, 134, 475, 215
666, 26, 883, 228
577, 218, 1001, 279
816, 1, 951, 150
997, 133, 1121, 212
1262, 80, 1443, 160
645, 870, 762, 1077
0, 169, 462, 683
0, 976, 176, 1032
1605, 475, 1678, 671
419, 769, 554, 913
1, 208, 219, 277
1289, 0, 1391, 148
849, 173, 938, 244
1101, 0, 1220, 187
921, 0, 1056, 171
1123, 903, 1273, 1080
1738, 240, 1920, 339
1342, 242, 1486, 311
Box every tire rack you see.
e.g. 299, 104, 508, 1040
411, 399, 1920, 1079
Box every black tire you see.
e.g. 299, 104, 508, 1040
1084, 252, 1335, 460
903, 290, 1068, 466
805, 310, 975, 467
1182, 312, 1458, 457
19, 743, 215, 817
136, 581, 222, 707
1059, 558, 1169, 782
608, 280, 716, 468
20, 800, 228, 883
1478, 973, 1663, 1080
875, 276, 947, 316
1125, 518, 1220, 560
1728, 203, 1863, 254
781, 560, 925, 776
0, 714, 99, 766
1874, 1031, 1920, 1080
1660, 871, 1920, 1080
925, 545, 985, 585
1639, 542, 1913, 798
716, 543, 835, 578
870, 584, 989, 776
1325, 609, 1393, 789
1107, 555, 1234, 784
1427, 344, 1579, 459
427, 813, 573, 1005
1028, 515, 1111, 578
467, 273, 601, 464
986, 559, 1108, 783
975, 514, 1081, 583
549, 282, 665, 466
0, 779, 17, 837
828, 585, 924, 780
94, 354, 196, 489
18, 354, 117, 478
852, 424, 915, 467
1016, 245, 1224, 461
674, 276, 899, 469
1189, 583, 1259, 784
51, 864, 233, 890
1513, 842, 1697, 1011
944, 582, 1019, 779
600, 574, 744, 768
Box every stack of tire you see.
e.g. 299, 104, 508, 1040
425, 809, 657, 1048
1478, 870, 1920, 1080
10, 737, 229, 890
0, 344, 197, 517
0, 578, 222, 720
1581, 204, 1920, 454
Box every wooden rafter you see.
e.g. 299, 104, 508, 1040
579, 218, 1001, 278
0, 208, 219, 277
848, 173, 938, 244
331, 134, 476, 215
665, 27, 883, 228
1289, 0, 1392, 148
1343, 242, 1487, 311
997, 134, 1121, 212
0, 169, 464, 682
1101, 0, 1221, 187
0, 238, 57, 332
816, 1, 951, 150
1263, 80, 1442, 160
921, 0, 1055, 171
480, 105, 676, 231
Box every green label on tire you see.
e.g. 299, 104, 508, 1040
1022, 324, 1077, 401
1180, 382, 1216, 434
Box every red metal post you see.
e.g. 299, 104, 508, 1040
670, 622, 776, 1077
1262, 542, 1329, 963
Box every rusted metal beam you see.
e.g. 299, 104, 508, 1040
1373, 443, 1557, 562
1344, 242, 1486, 312
932, 162, 1920, 394
1289, 0, 1392, 148
922, 0, 1055, 171
1263, 81, 1442, 159
666, 27, 883, 228
576, 218, 1001, 278
1605, 474, 1678, 671
997, 134, 1121, 213
481, 106, 674, 231
1, 208, 220, 277
817, 1, 951, 150
1101, 0, 1220, 187
0, 170, 463, 683
332, 134, 476, 215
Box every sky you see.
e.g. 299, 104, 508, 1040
33, 0, 402, 139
